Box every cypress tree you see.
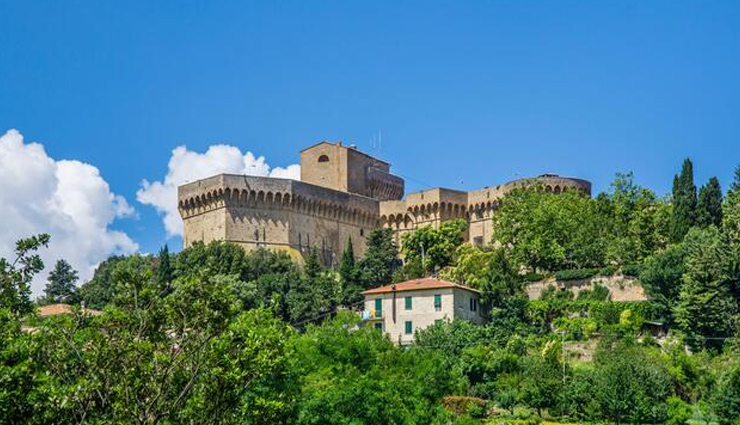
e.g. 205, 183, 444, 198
157, 244, 173, 286
339, 237, 356, 284
339, 237, 362, 306
304, 248, 322, 279
671, 158, 697, 242
696, 177, 723, 228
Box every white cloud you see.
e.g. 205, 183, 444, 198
137, 144, 300, 237
0, 129, 138, 295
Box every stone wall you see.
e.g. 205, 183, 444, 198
525, 275, 648, 302
378, 174, 592, 247
178, 174, 379, 265
178, 143, 593, 266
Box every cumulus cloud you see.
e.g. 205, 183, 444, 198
0, 129, 138, 295
137, 144, 300, 237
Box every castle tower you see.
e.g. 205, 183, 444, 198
300, 141, 404, 201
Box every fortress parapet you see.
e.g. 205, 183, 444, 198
178, 140, 592, 266
178, 174, 378, 263
379, 174, 591, 247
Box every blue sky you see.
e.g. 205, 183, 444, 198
2, 0, 740, 257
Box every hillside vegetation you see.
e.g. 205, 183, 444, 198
1, 159, 740, 424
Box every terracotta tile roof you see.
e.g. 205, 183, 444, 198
361, 278, 480, 295
38, 303, 102, 317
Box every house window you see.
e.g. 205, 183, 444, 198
374, 322, 383, 331
360, 229, 364, 237
469, 298, 478, 312
434, 294, 442, 312
374, 298, 382, 318
318, 155, 330, 163
405, 321, 413, 334
405, 296, 412, 310
473, 236, 483, 246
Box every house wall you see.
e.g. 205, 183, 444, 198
364, 287, 484, 345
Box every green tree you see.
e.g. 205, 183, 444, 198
402, 219, 468, 274
672, 158, 698, 242
492, 187, 606, 271
294, 313, 460, 425
601, 172, 671, 264
41, 259, 79, 305
697, 177, 724, 228
723, 166, 740, 246
0, 308, 41, 422
357, 228, 399, 289
338, 238, 362, 307
438, 244, 497, 288
157, 244, 173, 287
287, 250, 338, 326
711, 361, 740, 425
592, 341, 672, 424
640, 243, 687, 320
518, 344, 565, 417
673, 227, 739, 349
77, 255, 126, 309
0, 234, 50, 316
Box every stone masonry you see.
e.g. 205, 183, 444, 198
178, 141, 591, 265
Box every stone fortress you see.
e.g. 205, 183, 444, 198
178, 141, 591, 265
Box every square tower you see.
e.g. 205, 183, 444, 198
300, 141, 404, 201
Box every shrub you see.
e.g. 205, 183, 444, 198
552, 317, 598, 340
665, 396, 692, 425
621, 264, 642, 277
443, 395, 487, 416
486, 419, 541, 425
599, 265, 618, 276
554, 268, 598, 281
523, 272, 548, 283
576, 283, 610, 301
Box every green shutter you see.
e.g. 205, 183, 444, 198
374, 298, 382, 317
434, 294, 442, 310
405, 296, 412, 310
405, 321, 413, 334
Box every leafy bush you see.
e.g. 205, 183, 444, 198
523, 272, 548, 283
621, 264, 642, 277
486, 418, 541, 425
665, 396, 692, 425
554, 268, 598, 281
598, 265, 618, 276
527, 300, 658, 328
540, 285, 574, 301
443, 395, 487, 417
552, 317, 598, 340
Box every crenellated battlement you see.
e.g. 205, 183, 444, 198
177, 142, 592, 265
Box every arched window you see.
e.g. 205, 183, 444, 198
318, 155, 329, 163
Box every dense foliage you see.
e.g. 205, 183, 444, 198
2, 158, 740, 424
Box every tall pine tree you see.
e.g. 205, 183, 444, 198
696, 177, 723, 228
673, 227, 738, 349
42, 259, 79, 305
671, 158, 698, 242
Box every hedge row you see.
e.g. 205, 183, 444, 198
526, 300, 659, 325
549, 264, 643, 282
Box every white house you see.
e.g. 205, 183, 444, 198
361, 278, 486, 345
